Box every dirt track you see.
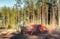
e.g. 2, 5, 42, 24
0, 31, 60, 39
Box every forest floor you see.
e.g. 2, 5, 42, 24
0, 31, 60, 39
0, 26, 60, 39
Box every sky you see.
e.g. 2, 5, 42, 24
0, 0, 16, 8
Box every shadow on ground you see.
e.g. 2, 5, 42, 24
10, 33, 28, 39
